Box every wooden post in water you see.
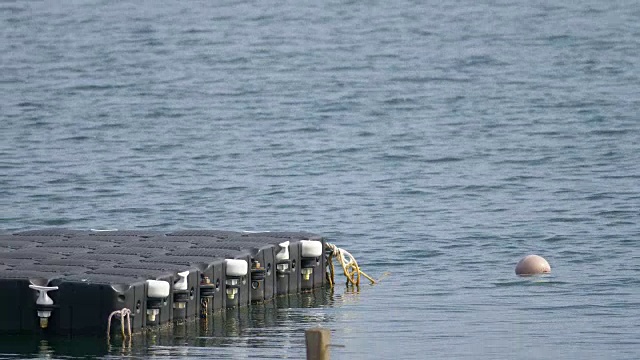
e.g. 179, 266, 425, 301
305, 327, 331, 360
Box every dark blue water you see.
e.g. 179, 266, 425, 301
2, 1, 640, 359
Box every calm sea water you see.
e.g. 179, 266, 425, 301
1, 0, 640, 359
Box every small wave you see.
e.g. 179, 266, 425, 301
502, 175, 544, 181
547, 217, 594, 223
588, 128, 634, 136
41, 218, 73, 226
584, 193, 616, 200
60, 135, 93, 142
597, 210, 638, 218
399, 189, 433, 196
542, 234, 566, 243
495, 156, 554, 165
16, 101, 44, 109
390, 76, 471, 83
422, 156, 464, 163
461, 184, 502, 191
0, 5, 28, 14
494, 278, 566, 287
67, 84, 125, 91
382, 97, 418, 105
455, 55, 508, 68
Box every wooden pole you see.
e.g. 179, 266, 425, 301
305, 327, 331, 360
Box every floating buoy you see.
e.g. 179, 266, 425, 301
225, 259, 248, 277
515, 254, 551, 276
146, 280, 170, 323
225, 259, 248, 301
146, 279, 170, 298
300, 240, 323, 283
300, 240, 323, 258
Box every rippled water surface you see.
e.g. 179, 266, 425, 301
2, 1, 640, 359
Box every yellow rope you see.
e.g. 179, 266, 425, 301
107, 308, 132, 341
326, 243, 377, 287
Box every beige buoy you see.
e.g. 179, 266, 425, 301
515, 255, 550, 276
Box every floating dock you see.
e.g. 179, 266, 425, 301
0, 229, 328, 336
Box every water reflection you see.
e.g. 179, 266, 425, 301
0, 288, 342, 359
0, 336, 110, 358
38, 340, 53, 359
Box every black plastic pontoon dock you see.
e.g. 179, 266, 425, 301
0, 229, 327, 336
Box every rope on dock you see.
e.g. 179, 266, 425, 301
107, 308, 132, 340
325, 243, 376, 287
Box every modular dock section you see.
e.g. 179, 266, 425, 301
0, 229, 327, 336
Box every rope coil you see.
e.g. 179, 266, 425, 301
326, 243, 376, 287
107, 308, 132, 340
